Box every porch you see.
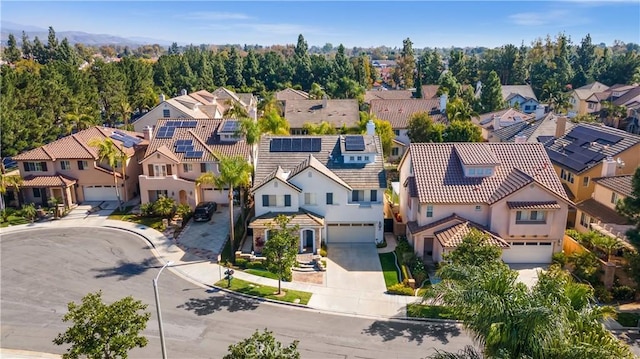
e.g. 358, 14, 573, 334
248, 210, 324, 255
18, 174, 78, 209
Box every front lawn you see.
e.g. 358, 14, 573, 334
214, 277, 311, 305
108, 206, 165, 231
245, 268, 280, 280
616, 312, 640, 327
407, 303, 457, 320
379, 252, 401, 288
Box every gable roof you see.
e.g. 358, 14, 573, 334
421, 85, 440, 99
594, 175, 634, 198
276, 88, 310, 101
254, 135, 386, 190
365, 90, 414, 102
406, 142, 569, 204
545, 123, 640, 174
13, 127, 145, 161
370, 99, 446, 128
614, 86, 640, 107
142, 119, 251, 163
284, 99, 360, 129
501, 85, 537, 101
435, 220, 510, 248
474, 108, 534, 131
573, 82, 610, 100
575, 198, 630, 225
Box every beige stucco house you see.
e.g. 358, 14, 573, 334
11, 126, 146, 208
569, 81, 610, 116
398, 142, 571, 264
138, 118, 251, 208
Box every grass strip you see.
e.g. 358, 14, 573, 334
379, 252, 400, 288
407, 304, 457, 320
214, 277, 312, 305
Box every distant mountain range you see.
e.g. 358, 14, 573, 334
1, 21, 171, 46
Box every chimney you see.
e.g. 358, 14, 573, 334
555, 116, 567, 138
514, 133, 527, 143
322, 94, 328, 108
159, 93, 166, 102
143, 126, 153, 141
535, 105, 545, 120
439, 93, 447, 114
601, 156, 617, 177
180, 89, 187, 96
366, 120, 376, 136
493, 114, 501, 130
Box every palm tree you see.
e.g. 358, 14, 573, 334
88, 137, 122, 208
211, 154, 252, 263
223, 99, 249, 119
236, 117, 261, 168
445, 97, 478, 122
259, 107, 290, 135
0, 172, 23, 210
592, 234, 623, 262
195, 171, 216, 203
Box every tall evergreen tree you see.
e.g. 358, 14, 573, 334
394, 38, 415, 88
479, 70, 505, 113
20, 31, 33, 60
3, 33, 21, 63
292, 34, 313, 90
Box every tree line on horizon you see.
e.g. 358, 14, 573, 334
1, 26, 639, 158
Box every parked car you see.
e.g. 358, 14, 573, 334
193, 202, 217, 222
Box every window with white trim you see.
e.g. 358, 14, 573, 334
583, 176, 589, 187
611, 192, 619, 204
304, 192, 316, 205
426, 204, 433, 218
153, 164, 167, 177
351, 190, 364, 202
77, 160, 88, 170
60, 160, 71, 170
183, 163, 193, 173
516, 210, 547, 224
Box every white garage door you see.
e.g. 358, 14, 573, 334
83, 185, 118, 201
202, 188, 227, 204
501, 241, 553, 264
327, 223, 375, 244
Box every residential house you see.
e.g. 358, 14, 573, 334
569, 81, 610, 116
364, 89, 414, 103
11, 126, 146, 208
420, 85, 440, 99
472, 108, 535, 142
249, 126, 386, 254
501, 85, 540, 114
283, 97, 360, 135
544, 123, 640, 204
491, 113, 575, 144
370, 97, 447, 161
138, 119, 251, 208
398, 142, 571, 264
575, 175, 634, 245
275, 88, 309, 102
133, 88, 257, 132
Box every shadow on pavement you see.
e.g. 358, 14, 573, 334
177, 290, 259, 315
362, 320, 461, 344
93, 258, 156, 280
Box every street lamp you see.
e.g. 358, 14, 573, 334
153, 260, 173, 359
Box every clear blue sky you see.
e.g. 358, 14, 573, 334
2, 1, 639, 48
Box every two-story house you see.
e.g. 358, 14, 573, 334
370, 97, 447, 161
283, 97, 360, 135
501, 85, 540, 114
138, 119, 251, 207
569, 81, 610, 116
11, 126, 146, 208
575, 174, 634, 244
249, 124, 386, 254
398, 142, 571, 264
544, 123, 640, 204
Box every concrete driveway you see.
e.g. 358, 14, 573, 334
509, 263, 547, 287
326, 243, 387, 293
175, 205, 241, 261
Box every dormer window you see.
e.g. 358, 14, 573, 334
465, 166, 493, 177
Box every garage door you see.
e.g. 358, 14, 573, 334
501, 241, 553, 264
326, 223, 375, 244
202, 188, 227, 204
83, 185, 118, 201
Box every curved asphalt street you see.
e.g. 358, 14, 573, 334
1, 227, 473, 358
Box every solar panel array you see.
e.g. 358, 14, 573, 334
156, 120, 198, 139
221, 120, 239, 133
175, 145, 194, 153
269, 138, 321, 152
175, 139, 193, 146
566, 126, 623, 144
184, 151, 204, 159
547, 126, 624, 172
110, 131, 143, 148
345, 136, 365, 151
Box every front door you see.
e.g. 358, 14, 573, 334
303, 230, 314, 252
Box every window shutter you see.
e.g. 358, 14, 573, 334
23, 162, 30, 172
200, 163, 206, 173
166, 164, 172, 175
326, 192, 333, 205
262, 195, 269, 207
284, 195, 291, 207
370, 190, 377, 202
41, 162, 48, 171
148, 164, 154, 176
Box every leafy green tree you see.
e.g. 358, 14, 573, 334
421, 50, 444, 85
21, 203, 37, 223
223, 329, 300, 359
303, 121, 337, 135
259, 107, 290, 135
407, 112, 444, 143
0, 173, 23, 209
592, 235, 623, 262
45, 26, 59, 63
393, 38, 415, 89
445, 97, 477, 122
263, 215, 300, 294
443, 121, 482, 142
88, 137, 122, 206
479, 70, 504, 113
437, 71, 460, 99
572, 34, 597, 88
292, 34, 313, 90
53, 291, 150, 359
226, 46, 245, 89
153, 195, 176, 219
3, 33, 21, 63
21, 31, 33, 60
333, 44, 354, 80
243, 49, 261, 90
448, 50, 468, 84
358, 112, 394, 157
237, 117, 262, 166
308, 82, 326, 100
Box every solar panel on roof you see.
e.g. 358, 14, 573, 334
345, 135, 365, 151
281, 138, 292, 152
175, 145, 194, 153
156, 126, 173, 139
312, 138, 321, 152
180, 121, 197, 128
174, 139, 193, 146
547, 150, 587, 172
270, 137, 322, 152
166, 121, 179, 127
291, 138, 302, 151
184, 151, 204, 159
570, 126, 623, 144
270, 138, 282, 152
221, 120, 239, 133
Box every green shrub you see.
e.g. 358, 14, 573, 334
410, 258, 428, 284
612, 285, 636, 301
376, 239, 387, 248
552, 252, 567, 267
594, 286, 613, 303
387, 283, 414, 296
246, 261, 265, 270
401, 264, 411, 281
319, 242, 327, 257
176, 204, 192, 223
569, 251, 600, 283
140, 203, 154, 217
395, 237, 413, 257
235, 258, 248, 269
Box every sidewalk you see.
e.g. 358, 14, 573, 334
0, 212, 421, 319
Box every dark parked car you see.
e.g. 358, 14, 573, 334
193, 202, 217, 222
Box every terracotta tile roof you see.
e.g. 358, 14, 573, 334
594, 175, 634, 198
254, 135, 386, 190
407, 213, 466, 234
435, 221, 510, 248
284, 99, 360, 129
575, 198, 630, 225
506, 201, 561, 210
370, 99, 446, 128
421, 85, 440, 99
143, 119, 251, 163
454, 143, 500, 166
407, 142, 569, 204
276, 88, 310, 101
249, 210, 325, 227
365, 90, 414, 102
21, 174, 77, 188
13, 127, 144, 161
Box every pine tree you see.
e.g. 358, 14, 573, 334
480, 71, 505, 113
3, 33, 21, 63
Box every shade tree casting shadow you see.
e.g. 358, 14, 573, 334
362, 320, 462, 345
177, 289, 260, 315
93, 258, 156, 280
